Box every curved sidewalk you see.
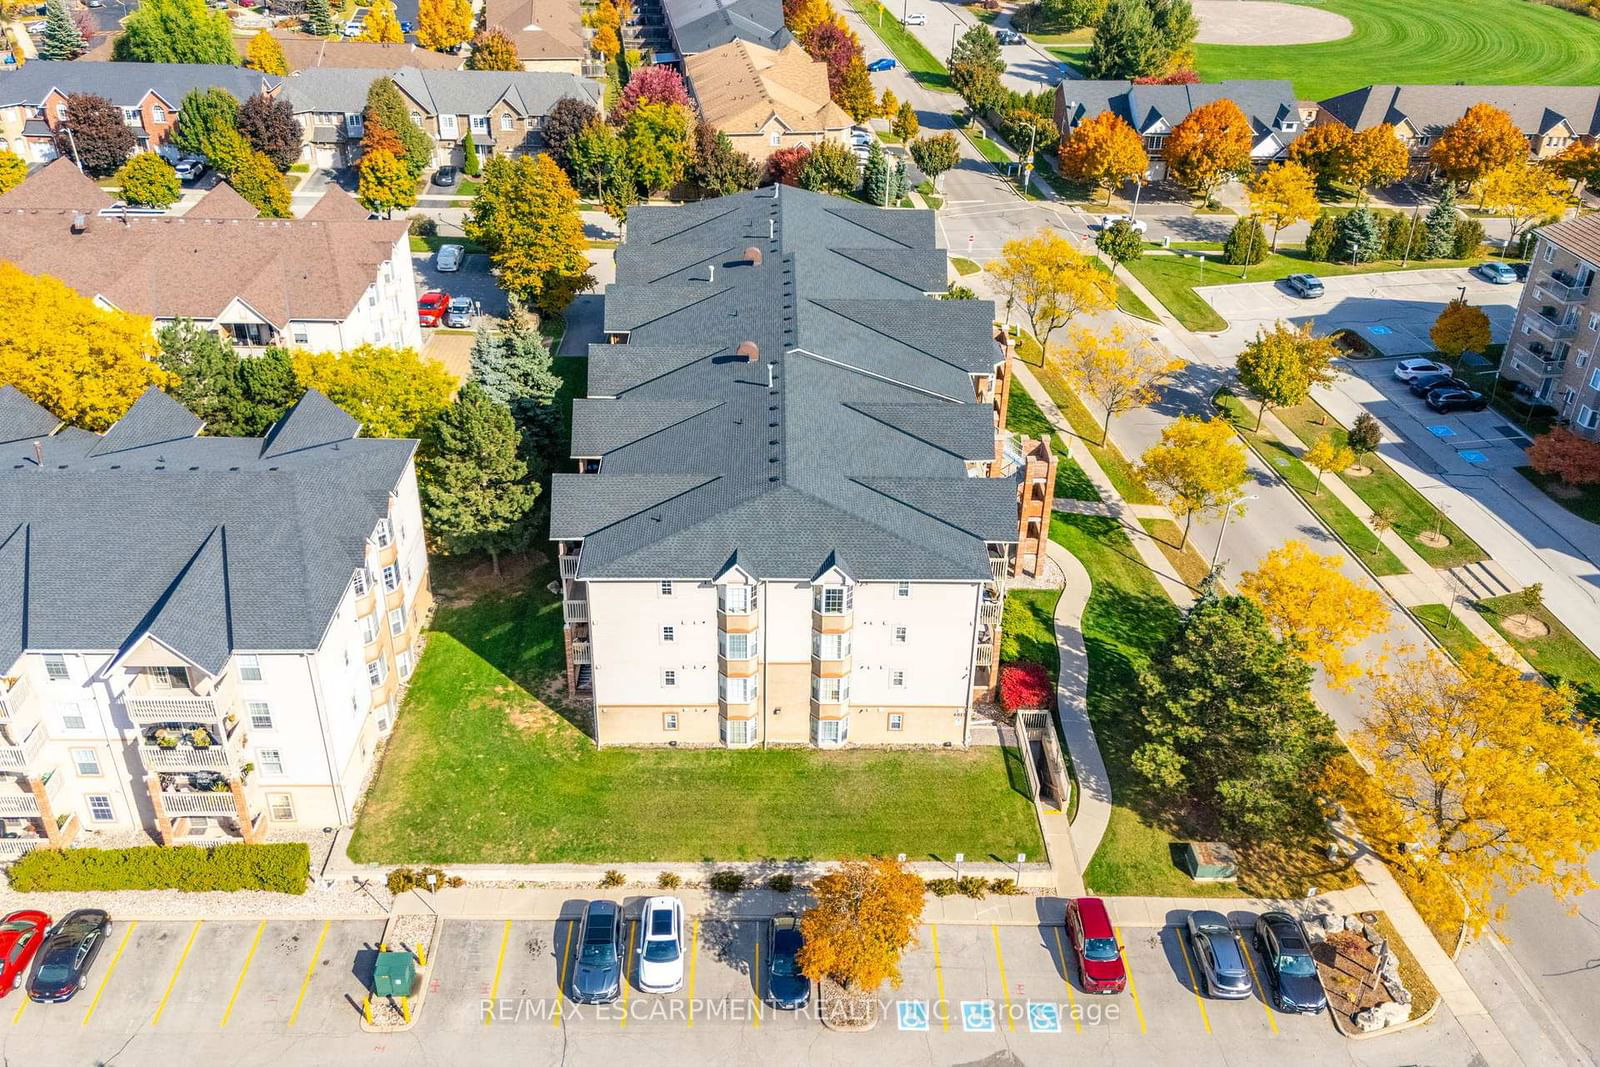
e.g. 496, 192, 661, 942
1045, 540, 1113, 868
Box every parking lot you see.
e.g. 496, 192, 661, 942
0, 911, 1481, 1066
413, 250, 510, 326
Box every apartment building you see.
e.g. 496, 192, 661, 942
549, 186, 1055, 750
684, 39, 851, 166
1502, 214, 1600, 438
0, 159, 422, 353
0, 385, 430, 854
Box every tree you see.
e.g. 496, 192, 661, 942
1328, 649, 1600, 935
798, 138, 860, 196
891, 100, 919, 142
878, 88, 899, 121
1332, 205, 1381, 264
53, 94, 134, 177
1430, 102, 1529, 190
114, 0, 237, 64
1057, 323, 1184, 444
1040, 0, 1107, 29
1149, 0, 1198, 74
305, 0, 336, 37
1551, 140, 1600, 197
1341, 124, 1409, 201
1302, 432, 1354, 496
417, 0, 473, 51
543, 96, 599, 173
1348, 412, 1383, 463
155, 319, 246, 434
565, 117, 629, 202
358, 148, 416, 217
766, 143, 811, 187
1133, 593, 1336, 837
1304, 212, 1337, 262
612, 65, 693, 126
418, 382, 539, 572
1247, 162, 1318, 250
1235, 321, 1338, 430
1430, 297, 1491, 365
688, 121, 759, 197
798, 858, 925, 993
1221, 215, 1268, 266
1095, 218, 1145, 267
986, 230, 1116, 355
949, 24, 1006, 113
237, 92, 301, 171
466, 153, 594, 315
1478, 159, 1568, 253
942, 284, 977, 301
621, 100, 694, 195
1421, 183, 1460, 260
291, 345, 454, 439
1285, 122, 1352, 186
1085, 0, 1159, 79
41, 0, 87, 60
1367, 505, 1397, 549
1452, 217, 1485, 259
802, 21, 862, 101
470, 309, 564, 463
0, 263, 171, 431
1527, 427, 1600, 486
835, 58, 878, 125
591, 22, 621, 62
1240, 540, 1387, 688
467, 27, 523, 71
116, 152, 181, 208
0, 153, 26, 197
367, 77, 434, 179
1057, 111, 1148, 203
461, 131, 482, 177
244, 29, 288, 75
909, 133, 959, 191
358, 0, 404, 43
230, 149, 291, 217
1163, 98, 1251, 204
861, 140, 892, 206
784, 0, 837, 39
172, 88, 242, 173
1137, 415, 1249, 546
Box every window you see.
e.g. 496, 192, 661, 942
471, 115, 489, 133
248, 700, 273, 730
661, 625, 676, 643
1590, 369, 1600, 391
238, 654, 263, 682
770, 131, 782, 147
375, 518, 392, 547
659, 580, 674, 597
353, 568, 370, 596
721, 632, 757, 659
891, 670, 906, 688
59, 703, 87, 731
501, 112, 515, 131
888, 713, 904, 732
388, 606, 406, 636
397, 650, 414, 681
122, 106, 139, 125
663, 669, 678, 688
410, 111, 422, 125
720, 674, 757, 703
148, 665, 188, 689
54, 103, 66, 121
1546, 242, 1557, 263
86, 795, 114, 823
344, 112, 363, 135
812, 631, 849, 659
152, 105, 166, 123
71, 747, 100, 776
895, 581, 911, 599
812, 676, 849, 703
814, 718, 846, 745
719, 584, 753, 614
43, 654, 68, 681
663, 712, 679, 732
268, 793, 295, 822
815, 585, 852, 614
893, 626, 908, 644
1589, 313, 1599, 331
439, 113, 458, 136
382, 563, 400, 592
257, 748, 285, 775
360, 613, 380, 645
367, 658, 388, 688
723, 718, 751, 746
1579, 406, 1599, 431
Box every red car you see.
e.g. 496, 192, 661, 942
417, 289, 450, 327
1066, 897, 1126, 994
0, 910, 50, 995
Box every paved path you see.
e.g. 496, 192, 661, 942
1045, 540, 1110, 870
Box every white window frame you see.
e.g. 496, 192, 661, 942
43, 654, 69, 681
257, 748, 285, 776
439, 113, 458, 137
59, 703, 87, 732
723, 718, 752, 746
814, 718, 846, 746
895, 581, 911, 599
719, 584, 753, 614
661, 625, 676, 643
891, 670, 906, 688
382, 563, 401, 592
659, 580, 674, 597
662, 669, 678, 688
268, 793, 295, 821
1590, 369, 1600, 391
812, 631, 849, 660
86, 794, 114, 823
662, 712, 679, 731
367, 658, 388, 688
501, 112, 515, 131
151, 105, 166, 123
388, 605, 406, 636
815, 585, 852, 614
237, 654, 263, 682
893, 625, 908, 644
720, 674, 757, 703
353, 568, 370, 596
397, 649, 414, 680
71, 747, 100, 776
374, 518, 393, 547
247, 700, 273, 730
769, 131, 781, 146
360, 613, 380, 645
721, 631, 757, 659
1579, 405, 1599, 430
887, 712, 904, 732
471, 115, 490, 134
812, 676, 849, 703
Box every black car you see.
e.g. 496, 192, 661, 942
1427, 387, 1489, 413
766, 913, 810, 1010
433, 165, 458, 188
1253, 912, 1326, 1014
1185, 911, 1252, 1000
1408, 371, 1470, 398
27, 909, 110, 1003
570, 900, 622, 1004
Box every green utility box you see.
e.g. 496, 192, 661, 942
1179, 841, 1238, 882
373, 951, 418, 997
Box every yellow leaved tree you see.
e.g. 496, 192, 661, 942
358, 0, 404, 43
986, 229, 1116, 357
1302, 432, 1355, 496
1478, 159, 1569, 255
1055, 324, 1185, 445
291, 344, 455, 439
1136, 415, 1249, 547
1240, 540, 1387, 688
798, 858, 925, 993
417, 0, 474, 51
1429, 297, 1492, 365
1247, 162, 1319, 250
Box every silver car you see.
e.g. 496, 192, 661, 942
1185, 911, 1253, 1000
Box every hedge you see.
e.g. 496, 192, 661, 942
7, 843, 310, 895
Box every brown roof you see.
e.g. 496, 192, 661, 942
188, 182, 260, 220
0, 158, 113, 212
1537, 213, 1600, 267
303, 187, 372, 222
269, 31, 463, 71
482, 0, 586, 62
685, 40, 850, 136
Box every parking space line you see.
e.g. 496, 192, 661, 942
752, 935, 761, 1028
219, 920, 265, 1028
929, 925, 949, 1031
81, 920, 137, 1027
485, 919, 511, 1026
151, 920, 202, 1026
1113, 927, 1146, 1034
990, 925, 1014, 1033
11, 992, 27, 1025
287, 920, 330, 1028
1237, 933, 1279, 1035
552, 920, 574, 1028
1176, 930, 1212, 1034
686, 919, 700, 1028
619, 920, 633, 1028
1050, 927, 1082, 1034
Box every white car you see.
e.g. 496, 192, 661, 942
1098, 214, 1148, 234
435, 243, 465, 272
636, 896, 686, 994
1394, 358, 1450, 382
848, 126, 873, 146
902, 11, 926, 24
342, 19, 364, 36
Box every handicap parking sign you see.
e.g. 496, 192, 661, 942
961, 1000, 996, 1032
896, 1000, 929, 1031
1027, 1001, 1061, 1034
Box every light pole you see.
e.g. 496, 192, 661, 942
1129, 170, 1149, 219
1210, 495, 1259, 569
1020, 122, 1037, 193
1241, 216, 1260, 281
1400, 204, 1422, 267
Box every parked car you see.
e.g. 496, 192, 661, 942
417, 290, 450, 327
174, 157, 208, 182
1184, 911, 1252, 1000
766, 913, 810, 1010
444, 296, 474, 328
1252, 912, 1326, 1014
0, 911, 50, 995
1065, 897, 1126, 994
995, 28, 1024, 44
848, 127, 873, 146
1408, 371, 1470, 398
1097, 214, 1147, 234
432, 165, 458, 188
571, 900, 623, 1004
341, 19, 364, 36
866, 57, 898, 72
399, 19, 413, 31
86, 0, 104, 7
902, 11, 925, 24
1427, 387, 1490, 413
27, 909, 110, 1003
435, 243, 465, 272
636, 896, 685, 994
1476, 261, 1519, 284
1394, 357, 1450, 381
1285, 273, 1325, 298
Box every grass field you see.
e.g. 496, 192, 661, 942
1476, 595, 1600, 716
1005, 388, 1101, 502
1193, 0, 1600, 101
1518, 465, 1600, 525
1410, 604, 1489, 664
847, 0, 952, 90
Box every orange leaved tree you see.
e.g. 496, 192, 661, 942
798, 858, 926, 993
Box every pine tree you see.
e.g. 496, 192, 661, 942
468, 310, 562, 465
1085, 0, 1160, 79
862, 140, 891, 206
1222, 215, 1268, 266
892, 158, 908, 201
1304, 212, 1337, 263
1333, 207, 1382, 265
41, 0, 88, 60
1422, 183, 1459, 260
305, 0, 335, 36
461, 131, 480, 177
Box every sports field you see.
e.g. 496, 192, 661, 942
1193, 0, 1600, 100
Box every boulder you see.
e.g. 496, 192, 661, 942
1352, 1000, 1412, 1032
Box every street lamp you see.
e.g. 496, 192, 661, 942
1210, 495, 1259, 569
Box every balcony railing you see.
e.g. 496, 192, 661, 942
976, 644, 995, 666
559, 554, 580, 579
1531, 310, 1578, 340
0, 728, 47, 773
158, 791, 240, 816
980, 598, 1001, 624
126, 695, 224, 724
139, 745, 233, 771
570, 640, 592, 665
563, 597, 589, 623
0, 773, 59, 817
0, 675, 30, 722
0, 838, 46, 861
1543, 271, 1593, 302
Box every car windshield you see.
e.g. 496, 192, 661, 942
1278, 952, 1316, 977
770, 949, 798, 976
1083, 937, 1119, 962
0, 921, 34, 934
643, 938, 678, 963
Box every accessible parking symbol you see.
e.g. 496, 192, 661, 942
897, 1000, 929, 1032
1027, 1002, 1061, 1034
960, 1001, 995, 1032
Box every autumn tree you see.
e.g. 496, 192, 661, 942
0, 153, 26, 197
798, 858, 925, 993
358, 148, 416, 216
1285, 121, 1351, 186
1551, 140, 1600, 196
41, 0, 87, 60
172, 87, 242, 173
949, 24, 1006, 114
621, 100, 694, 195
1430, 102, 1529, 191
291, 345, 454, 439
612, 65, 693, 126
237, 92, 302, 171
1430, 297, 1491, 364
230, 149, 291, 217
1302, 432, 1354, 496
1096, 218, 1145, 267
1527, 427, 1600, 486
1057, 323, 1184, 444
55, 94, 135, 177
1235, 321, 1338, 429
1478, 159, 1568, 253
1137, 415, 1249, 546
1240, 540, 1387, 688
1348, 412, 1383, 464
114, 0, 237, 64
1341, 124, 1409, 201
0, 264, 171, 431
892, 100, 919, 142
565, 117, 629, 204
117, 152, 181, 208
466, 153, 594, 315
1163, 98, 1252, 205
785, 0, 838, 39
359, 0, 404, 42
1329, 649, 1600, 935
244, 29, 288, 74
542, 97, 599, 174
366, 77, 433, 178
418, 382, 539, 572
986, 230, 1116, 355
1247, 162, 1318, 250
798, 138, 860, 196
417, 0, 472, 50
802, 20, 861, 102
909, 133, 959, 190
688, 120, 759, 197
1057, 111, 1148, 203
468, 27, 522, 70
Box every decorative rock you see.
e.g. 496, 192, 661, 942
1353, 1000, 1411, 1031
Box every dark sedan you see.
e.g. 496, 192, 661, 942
27, 909, 110, 1003
1253, 912, 1326, 1014
1427, 387, 1489, 413
1185, 911, 1252, 1000
766, 913, 810, 1010
432, 165, 458, 188
1408, 371, 1470, 398
570, 900, 622, 1004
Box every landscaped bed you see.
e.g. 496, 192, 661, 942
1518, 465, 1600, 526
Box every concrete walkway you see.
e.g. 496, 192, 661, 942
1045, 540, 1111, 882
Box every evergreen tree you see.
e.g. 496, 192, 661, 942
949, 25, 1006, 114
687, 120, 759, 197
1332, 206, 1381, 264
892, 158, 909, 201
468, 310, 563, 464
1222, 215, 1268, 265
41, 0, 88, 61
365, 77, 433, 179
862, 140, 891, 206
1422, 183, 1460, 260
1084, 0, 1160, 79
461, 131, 481, 177
418, 382, 540, 574
238, 348, 302, 434
157, 319, 246, 435
305, 0, 336, 36
1304, 212, 1338, 262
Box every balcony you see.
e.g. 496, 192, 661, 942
125, 693, 225, 724
0, 772, 62, 817
0, 674, 30, 722
562, 597, 589, 623
1543, 270, 1593, 303
1530, 308, 1578, 340
976, 644, 995, 667
1519, 340, 1568, 374
0, 728, 48, 774
158, 790, 241, 817
559, 554, 580, 579
570, 640, 592, 665
980, 597, 1001, 625
0, 838, 47, 861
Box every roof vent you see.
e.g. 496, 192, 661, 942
70, 211, 87, 234
744, 246, 762, 266
736, 341, 759, 362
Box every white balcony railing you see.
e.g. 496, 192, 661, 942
559, 554, 580, 579
570, 641, 592, 665
0, 838, 46, 861
0, 728, 47, 773
139, 745, 233, 771
125, 696, 224, 724
0, 675, 31, 722
563, 598, 589, 623
159, 791, 240, 816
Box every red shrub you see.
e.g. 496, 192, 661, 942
1133, 70, 1200, 85
999, 662, 1053, 713
765, 144, 811, 187
1528, 427, 1600, 486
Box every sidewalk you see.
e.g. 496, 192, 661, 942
1045, 540, 1104, 890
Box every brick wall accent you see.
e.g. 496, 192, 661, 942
145, 775, 176, 846
230, 779, 259, 844
26, 776, 60, 847
1013, 436, 1057, 578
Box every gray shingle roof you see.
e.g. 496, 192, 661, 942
569, 399, 725, 456
1054, 80, 1301, 145
261, 390, 362, 459
0, 61, 278, 110
662, 0, 792, 54
586, 344, 723, 396
88, 387, 202, 457
1317, 84, 1600, 140
1534, 213, 1600, 270
279, 66, 603, 117
0, 387, 60, 445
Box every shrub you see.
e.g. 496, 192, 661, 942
408, 215, 437, 237
1452, 217, 1486, 259
599, 869, 626, 888
1304, 213, 1337, 262
387, 865, 449, 894
766, 873, 795, 893
657, 871, 683, 890
1222, 216, 1269, 265
708, 870, 745, 893
988, 877, 1023, 895
999, 662, 1053, 713
956, 875, 989, 898
924, 877, 959, 896
10, 843, 309, 894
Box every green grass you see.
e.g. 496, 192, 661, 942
1476, 596, 1600, 716
964, 129, 1012, 166
1005, 387, 1101, 502
410, 234, 487, 255
915, 180, 944, 211
952, 256, 981, 276
1518, 466, 1600, 525
288, 164, 311, 175
1023, 335, 1157, 505
1089, 257, 1160, 322
1001, 588, 1062, 674
846, 0, 953, 90
1411, 604, 1489, 664
1193, 0, 1600, 100
1270, 400, 1487, 568
1215, 392, 1408, 576
1139, 516, 1213, 591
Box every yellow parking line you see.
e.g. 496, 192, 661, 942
1050, 927, 1082, 1034
990, 925, 1015, 1032
151, 920, 202, 1026
287, 920, 330, 1028
485, 919, 511, 1026
11, 991, 27, 1026
82, 920, 137, 1027
219, 920, 265, 1028
1176, 930, 1212, 1034
930, 924, 949, 1031
1238, 933, 1279, 1035
619, 920, 634, 1028
686, 919, 700, 1028
1113, 927, 1146, 1033
752, 936, 761, 1028
552, 920, 574, 1028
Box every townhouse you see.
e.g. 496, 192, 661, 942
0, 159, 423, 353
279, 66, 603, 170
1052, 80, 1309, 181
268, 31, 465, 73
684, 39, 851, 165
0, 61, 280, 164
480, 0, 592, 74
549, 185, 1056, 749
659, 0, 792, 62
1502, 214, 1600, 438
0, 385, 430, 852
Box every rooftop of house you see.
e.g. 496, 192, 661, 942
1317, 84, 1600, 139
480, 0, 587, 61
0, 386, 416, 676
269, 31, 465, 72
685, 39, 850, 135
662, 0, 792, 56
278, 65, 603, 118
550, 186, 1017, 584
1054, 79, 1302, 142
0, 60, 279, 109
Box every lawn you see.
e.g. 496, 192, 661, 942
1476, 596, 1600, 716
951, 256, 981, 276
1091, 257, 1161, 323
1005, 387, 1101, 503
1024, 336, 1157, 505
1139, 516, 1214, 591
1518, 465, 1600, 525
1410, 603, 1488, 664
846, 0, 953, 90
1193, 0, 1600, 100
410, 234, 487, 255
1001, 588, 1062, 675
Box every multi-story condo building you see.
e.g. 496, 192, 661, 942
0, 385, 430, 854
549, 186, 1054, 750
1502, 214, 1600, 438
